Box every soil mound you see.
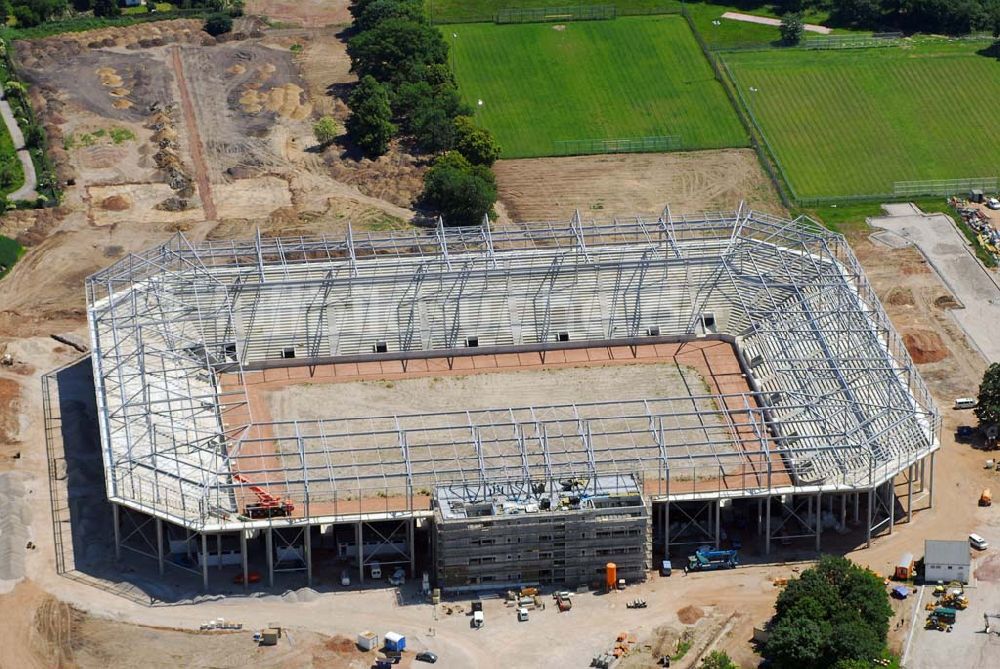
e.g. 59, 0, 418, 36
885, 287, 914, 307
903, 330, 949, 364
677, 605, 704, 624
100, 195, 131, 211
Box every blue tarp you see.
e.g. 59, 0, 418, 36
892, 585, 909, 598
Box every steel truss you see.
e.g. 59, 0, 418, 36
87, 207, 940, 534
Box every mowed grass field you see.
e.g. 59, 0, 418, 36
443, 16, 748, 158
724, 42, 1000, 199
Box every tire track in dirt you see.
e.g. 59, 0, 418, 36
170, 46, 217, 221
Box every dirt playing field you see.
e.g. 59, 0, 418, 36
246, 0, 351, 28
493, 149, 786, 221
266, 362, 709, 420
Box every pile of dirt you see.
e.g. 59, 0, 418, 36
324, 635, 358, 654
145, 106, 194, 201
885, 287, 915, 307
677, 605, 705, 625
934, 294, 961, 310
100, 195, 131, 211
324, 146, 426, 208
239, 82, 313, 120
903, 329, 950, 364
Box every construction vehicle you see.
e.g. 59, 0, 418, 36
983, 612, 1000, 634
940, 592, 970, 610
233, 474, 295, 518
980, 488, 992, 507
626, 599, 647, 609
685, 547, 739, 572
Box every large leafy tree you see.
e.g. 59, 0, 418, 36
345, 75, 396, 158
347, 18, 448, 86
830, 0, 883, 27
976, 363, 1000, 426
764, 556, 892, 669
421, 151, 496, 226
453, 116, 501, 166
355, 0, 424, 33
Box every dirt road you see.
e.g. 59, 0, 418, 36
170, 46, 217, 221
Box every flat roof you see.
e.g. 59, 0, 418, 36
925, 540, 970, 565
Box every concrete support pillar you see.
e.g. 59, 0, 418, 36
156, 516, 164, 576
266, 527, 274, 588
928, 452, 935, 509
664, 500, 670, 558
305, 525, 313, 587
714, 501, 721, 549
764, 496, 771, 556
888, 482, 895, 535
866, 487, 874, 549
840, 494, 847, 532
815, 493, 822, 552
112, 503, 121, 560
201, 533, 209, 591
853, 492, 860, 524
240, 529, 248, 592
408, 518, 415, 576
356, 521, 364, 584
907, 466, 914, 523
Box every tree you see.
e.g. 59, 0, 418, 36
355, 0, 424, 33
700, 651, 738, 669
763, 556, 892, 669
976, 363, 1000, 426
453, 116, 501, 166
345, 75, 396, 158
830, 0, 883, 28
312, 115, 340, 146
92, 0, 117, 18
203, 13, 233, 36
347, 18, 448, 85
421, 151, 497, 226
11, 5, 40, 27
70, 0, 90, 11
780, 12, 805, 45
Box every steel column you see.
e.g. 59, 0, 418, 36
408, 518, 415, 576
305, 525, 313, 587
201, 533, 209, 590
764, 496, 771, 555
356, 521, 364, 584
156, 516, 164, 575
217, 533, 222, 571
866, 488, 873, 549
714, 501, 721, 549
888, 482, 895, 535
240, 529, 248, 591
112, 503, 121, 560
907, 465, 913, 523
815, 492, 822, 552
266, 527, 274, 587
929, 452, 935, 508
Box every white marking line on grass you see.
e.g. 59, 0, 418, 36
721, 12, 833, 35
902, 584, 924, 667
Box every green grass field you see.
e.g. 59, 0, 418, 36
443, 16, 747, 158
724, 42, 1000, 199
427, 0, 681, 23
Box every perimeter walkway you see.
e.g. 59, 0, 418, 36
0, 92, 38, 201
870, 203, 1000, 363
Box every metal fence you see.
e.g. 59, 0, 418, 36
803, 32, 905, 50
495, 5, 616, 24
553, 135, 682, 156
894, 177, 999, 197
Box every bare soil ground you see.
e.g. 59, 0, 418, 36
494, 149, 786, 221
266, 362, 708, 420
246, 0, 352, 28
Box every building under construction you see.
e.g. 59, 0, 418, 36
84, 206, 940, 591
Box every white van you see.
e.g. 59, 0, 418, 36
970, 533, 989, 550
517, 607, 529, 622
955, 397, 978, 410
472, 611, 484, 628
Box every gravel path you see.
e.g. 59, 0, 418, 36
0, 94, 39, 201
721, 11, 832, 35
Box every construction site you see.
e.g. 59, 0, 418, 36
82, 207, 940, 593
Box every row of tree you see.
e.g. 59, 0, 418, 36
0, 0, 243, 27
344, 0, 500, 225
770, 0, 1000, 36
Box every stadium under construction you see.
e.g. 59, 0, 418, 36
84, 205, 940, 591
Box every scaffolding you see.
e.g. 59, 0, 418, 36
85, 207, 939, 543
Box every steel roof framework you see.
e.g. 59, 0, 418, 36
86, 207, 940, 531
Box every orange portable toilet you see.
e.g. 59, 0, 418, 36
605, 563, 617, 591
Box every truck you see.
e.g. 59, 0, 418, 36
472, 610, 484, 628
685, 547, 738, 572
